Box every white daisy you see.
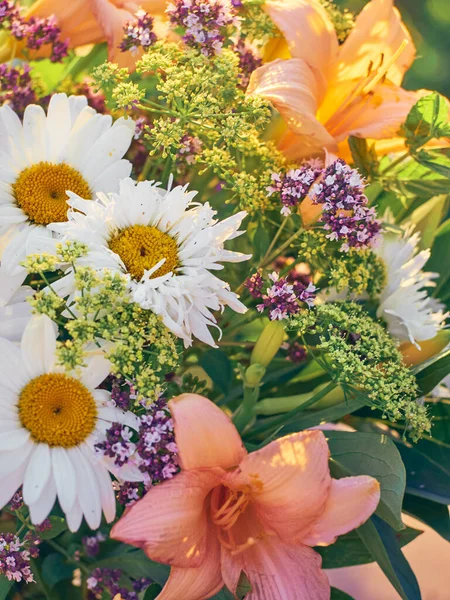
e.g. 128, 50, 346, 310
0, 93, 135, 303
0, 285, 32, 342
49, 177, 251, 347
0, 315, 143, 531
375, 228, 447, 347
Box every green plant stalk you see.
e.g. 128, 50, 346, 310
233, 383, 260, 433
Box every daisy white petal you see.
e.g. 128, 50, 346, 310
29, 476, 57, 526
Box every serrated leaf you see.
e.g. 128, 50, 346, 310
356, 517, 421, 600
325, 431, 406, 531
416, 350, 450, 395
200, 349, 233, 394
41, 553, 73, 589
401, 92, 449, 150
38, 516, 67, 540
348, 137, 378, 177
403, 494, 450, 542
416, 150, 450, 178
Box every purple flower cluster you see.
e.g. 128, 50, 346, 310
177, 134, 202, 166
0, 63, 37, 117
101, 375, 137, 411
246, 271, 316, 320
119, 9, 157, 53
97, 397, 179, 506
87, 568, 151, 600
1, 3, 69, 62
82, 532, 106, 558
0, 533, 38, 583
310, 159, 381, 251
234, 40, 262, 89
286, 342, 307, 363
267, 164, 322, 216
8, 489, 23, 511
167, 0, 238, 56
95, 423, 136, 467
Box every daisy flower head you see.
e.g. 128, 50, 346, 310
375, 227, 448, 347
0, 315, 143, 531
0, 93, 135, 302
50, 178, 251, 347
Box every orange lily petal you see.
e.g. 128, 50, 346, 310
302, 476, 380, 546
158, 522, 224, 600
337, 0, 415, 87
222, 529, 330, 600
236, 430, 332, 544
169, 394, 247, 470
111, 469, 221, 568
327, 83, 427, 143
248, 59, 337, 153
264, 0, 338, 81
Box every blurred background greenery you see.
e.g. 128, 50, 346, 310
338, 0, 450, 98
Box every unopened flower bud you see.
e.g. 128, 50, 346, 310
251, 320, 285, 367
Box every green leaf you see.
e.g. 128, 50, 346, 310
356, 517, 421, 600
326, 431, 406, 531
427, 219, 450, 298
405, 194, 448, 249
38, 516, 68, 540
416, 150, 450, 178
396, 438, 450, 504
319, 526, 421, 569
401, 92, 450, 149
0, 576, 12, 600
143, 583, 163, 599
200, 349, 234, 394
416, 350, 450, 395
348, 137, 378, 177
94, 550, 170, 585
252, 220, 271, 262
210, 588, 235, 600
41, 554, 73, 589
403, 494, 450, 542
331, 589, 355, 600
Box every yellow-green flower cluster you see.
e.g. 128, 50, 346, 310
290, 303, 430, 440
319, 0, 355, 43
238, 0, 278, 45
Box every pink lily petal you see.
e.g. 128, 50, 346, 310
338, 0, 415, 87
302, 476, 380, 546
157, 523, 224, 600
169, 394, 246, 470
264, 0, 338, 81
236, 430, 332, 544
111, 469, 221, 568
248, 59, 337, 153
222, 519, 330, 600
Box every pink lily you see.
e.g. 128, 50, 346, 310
112, 393, 380, 599
247, 0, 445, 160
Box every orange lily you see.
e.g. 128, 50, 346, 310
247, 0, 434, 161
1, 0, 167, 68
112, 393, 380, 599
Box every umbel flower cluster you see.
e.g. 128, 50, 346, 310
0, 0, 449, 598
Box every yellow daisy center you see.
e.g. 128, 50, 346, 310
13, 161, 91, 225
18, 373, 97, 448
109, 224, 179, 281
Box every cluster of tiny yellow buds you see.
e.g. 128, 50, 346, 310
66, 318, 98, 343
21, 253, 58, 273
112, 81, 145, 111
290, 303, 430, 440
319, 0, 354, 43
56, 240, 89, 262
73, 267, 102, 292
56, 339, 85, 371
238, 0, 278, 45
92, 62, 129, 88
28, 290, 64, 319
328, 249, 386, 298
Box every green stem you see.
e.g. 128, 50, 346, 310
379, 151, 409, 176
46, 540, 90, 575
260, 217, 288, 267
233, 384, 260, 433
261, 228, 305, 268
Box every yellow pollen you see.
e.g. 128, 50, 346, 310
13, 161, 91, 225
18, 373, 97, 448
109, 224, 179, 281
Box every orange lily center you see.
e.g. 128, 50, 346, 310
211, 485, 257, 556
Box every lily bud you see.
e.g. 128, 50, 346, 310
400, 330, 450, 366
251, 320, 285, 367
245, 364, 266, 387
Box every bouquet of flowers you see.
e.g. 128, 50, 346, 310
0, 0, 449, 598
